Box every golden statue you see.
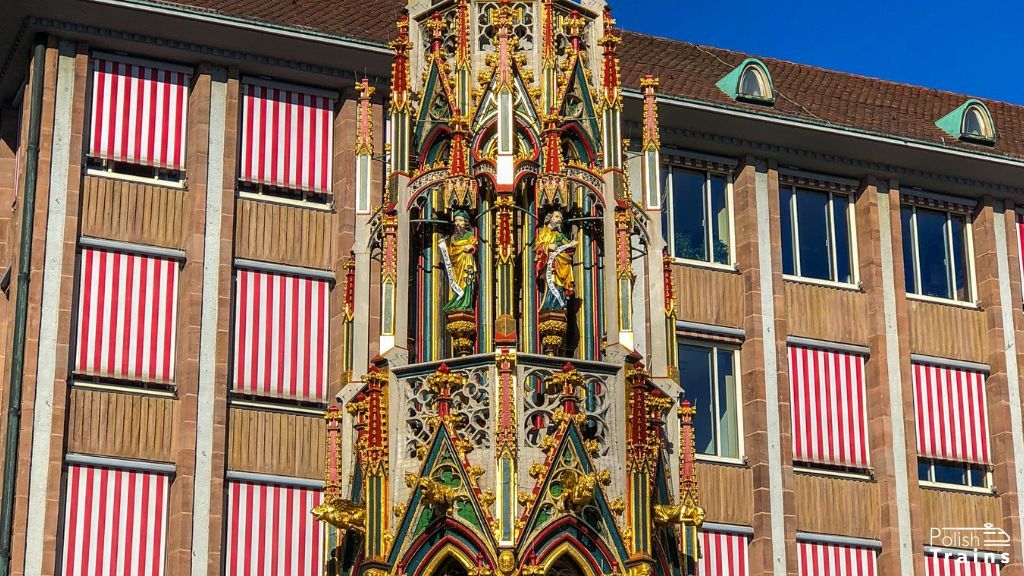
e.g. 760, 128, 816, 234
310, 497, 366, 533
653, 497, 706, 528
406, 473, 460, 517
440, 210, 478, 313
535, 210, 577, 311
557, 469, 597, 512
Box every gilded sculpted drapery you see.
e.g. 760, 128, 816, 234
535, 212, 576, 311
441, 216, 478, 313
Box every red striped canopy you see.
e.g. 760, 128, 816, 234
788, 345, 870, 468
699, 530, 749, 576
75, 248, 179, 383
798, 541, 877, 576
233, 269, 329, 402
1016, 212, 1024, 296
913, 363, 991, 464
89, 58, 190, 170
225, 481, 324, 576
240, 82, 334, 194
61, 465, 169, 576
926, 554, 1001, 576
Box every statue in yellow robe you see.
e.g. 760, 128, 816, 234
535, 210, 577, 311
440, 211, 478, 313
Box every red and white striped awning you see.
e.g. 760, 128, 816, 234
240, 82, 334, 194
798, 541, 877, 575
225, 480, 324, 576
927, 554, 1001, 576
75, 248, 179, 383
699, 530, 749, 576
913, 362, 991, 464
1016, 212, 1024, 297
789, 345, 870, 468
61, 464, 169, 576
233, 269, 329, 402
89, 57, 190, 170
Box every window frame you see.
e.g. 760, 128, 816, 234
678, 337, 745, 463
781, 184, 860, 287
737, 65, 770, 100
662, 164, 737, 270
84, 53, 192, 186
918, 457, 993, 493
959, 102, 996, 144
902, 203, 978, 305
236, 78, 337, 208
229, 263, 334, 409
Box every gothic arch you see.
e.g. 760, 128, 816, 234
416, 543, 474, 576
430, 557, 469, 576
541, 544, 596, 576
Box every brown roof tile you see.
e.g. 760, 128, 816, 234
148, 0, 404, 45
153, 0, 1024, 161
618, 30, 1024, 160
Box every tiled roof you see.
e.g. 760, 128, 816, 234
617, 31, 1024, 161
146, 0, 404, 45
149, 0, 1024, 161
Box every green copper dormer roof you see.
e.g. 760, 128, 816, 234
716, 58, 775, 105
936, 99, 996, 144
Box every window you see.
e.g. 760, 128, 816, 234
233, 268, 330, 402
738, 65, 770, 100
678, 342, 740, 459
901, 204, 974, 302
239, 80, 335, 203
1017, 211, 1024, 302
699, 529, 750, 576
935, 99, 995, 145
74, 248, 180, 383
87, 55, 191, 183
225, 480, 324, 576
959, 102, 996, 143
717, 58, 775, 105
788, 345, 870, 471
798, 540, 878, 576
918, 459, 989, 489
912, 362, 992, 490
661, 166, 732, 265
781, 186, 855, 284
61, 464, 170, 574
962, 105, 991, 138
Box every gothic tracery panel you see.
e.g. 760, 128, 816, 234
403, 365, 492, 459
520, 364, 611, 454
476, 1, 535, 52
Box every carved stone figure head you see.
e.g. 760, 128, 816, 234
497, 550, 516, 574
544, 210, 564, 232
453, 210, 471, 232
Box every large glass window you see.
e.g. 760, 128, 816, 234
780, 186, 855, 284
901, 205, 973, 302
662, 166, 732, 265
918, 459, 990, 490
678, 342, 740, 459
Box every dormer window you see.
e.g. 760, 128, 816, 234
738, 64, 770, 100
935, 99, 996, 145
716, 58, 775, 105
961, 104, 994, 141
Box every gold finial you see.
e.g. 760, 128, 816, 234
640, 75, 660, 89
426, 11, 447, 41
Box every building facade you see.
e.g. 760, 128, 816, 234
0, 0, 1023, 575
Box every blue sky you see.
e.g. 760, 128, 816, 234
614, 0, 1023, 106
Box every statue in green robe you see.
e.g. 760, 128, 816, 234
440, 211, 478, 313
